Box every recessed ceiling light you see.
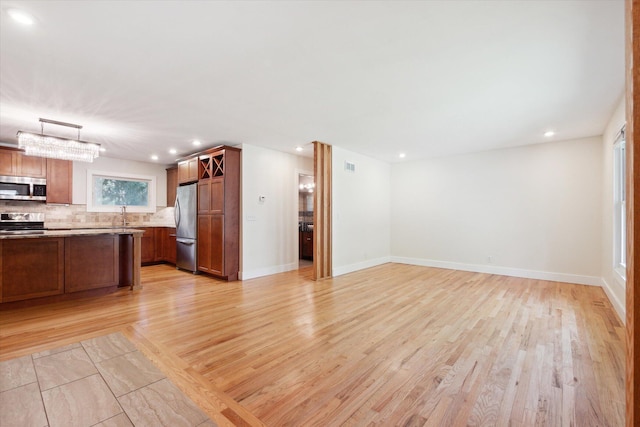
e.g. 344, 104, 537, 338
151, 154, 158, 161
193, 140, 201, 146
295, 146, 303, 152
7, 9, 34, 26
399, 153, 406, 158
169, 148, 177, 154
544, 130, 555, 137
99, 147, 106, 152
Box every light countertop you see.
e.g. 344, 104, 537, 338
0, 228, 145, 240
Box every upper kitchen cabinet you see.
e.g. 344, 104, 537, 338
46, 159, 72, 204
196, 146, 240, 281
166, 166, 178, 207
0, 147, 46, 178
0, 149, 16, 175
197, 177, 224, 215
178, 157, 198, 184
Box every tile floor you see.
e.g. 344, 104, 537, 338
0, 332, 217, 427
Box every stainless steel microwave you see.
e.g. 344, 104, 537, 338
0, 176, 47, 201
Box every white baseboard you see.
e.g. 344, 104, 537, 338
240, 262, 298, 280
332, 256, 392, 277
601, 278, 626, 324
390, 256, 602, 287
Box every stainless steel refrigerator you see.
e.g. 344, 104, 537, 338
175, 183, 197, 273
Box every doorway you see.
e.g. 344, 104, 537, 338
298, 173, 314, 269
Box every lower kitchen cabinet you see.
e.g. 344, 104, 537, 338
139, 227, 176, 265
300, 231, 313, 260
154, 228, 165, 262
0, 238, 65, 302
140, 227, 155, 264
197, 215, 224, 276
65, 235, 119, 293
0, 231, 142, 306
164, 227, 176, 264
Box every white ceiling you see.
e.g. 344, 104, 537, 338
0, 1, 625, 165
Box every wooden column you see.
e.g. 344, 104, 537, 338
131, 231, 143, 290
313, 141, 332, 280
626, 1, 639, 426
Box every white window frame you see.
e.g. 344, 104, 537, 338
86, 170, 156, 213
613, 127, 626, 282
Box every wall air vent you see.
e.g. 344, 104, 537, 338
344, 161, 356, 173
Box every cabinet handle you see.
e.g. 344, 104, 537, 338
306, 238, 311, 241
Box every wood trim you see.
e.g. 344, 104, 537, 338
626, 1, 639, 426
0, 241, 2, 302
122, 324, 266, 427
313, 141, 332, 280
132, 232, 142, 290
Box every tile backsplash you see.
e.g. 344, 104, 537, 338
0, 202, 175, 228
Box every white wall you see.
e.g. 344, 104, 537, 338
241, 143, 312, 279
390, 137, 604, 285
72, 156, 168, 206
332, 146, 391, 276
601, 96, 626, 321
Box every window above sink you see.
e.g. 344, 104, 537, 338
86, 170, 156, 213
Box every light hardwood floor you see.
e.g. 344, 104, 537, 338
0, 263, 626, 426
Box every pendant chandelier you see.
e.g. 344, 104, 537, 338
17, 118, 101, 163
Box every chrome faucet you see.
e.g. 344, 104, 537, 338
120, 205, 127, 227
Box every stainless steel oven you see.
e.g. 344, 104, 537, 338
0, 212, 46, 235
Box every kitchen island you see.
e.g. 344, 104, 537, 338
0, 228, 144, 305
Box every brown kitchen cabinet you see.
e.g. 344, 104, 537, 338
166, 166, 178, 207
300, 231, 313, 260
139, 227, 156, 264
154, 227, 177, 263
154, 228, 165, 262
178, 157, 198, 184
196, 146, 240, 280
65, 235, 119, 293
46, 158, 72, 204
197, 214, 224, 275
1, 231, 142, 306
0, 149, 15, 175
164, 227, 176, 264
0, 147, 46, 178
138, 227, 176, 265
19, 155, 47, 178
197, 177, 224, 215
0, 238, 65, 302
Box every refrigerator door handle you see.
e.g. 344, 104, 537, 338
174, 197, 180, 227
176, 238, 195, 245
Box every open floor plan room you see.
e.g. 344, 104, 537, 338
0, 263, 625, 426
